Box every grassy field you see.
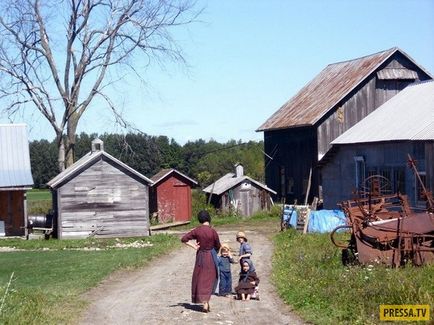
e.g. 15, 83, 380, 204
27, 189, 52, 215
0, 235, 181, 324
272, 229, 434, 324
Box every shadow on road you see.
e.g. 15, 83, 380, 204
169, 302, 205, 313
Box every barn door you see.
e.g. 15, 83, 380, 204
174, 184, 189, 222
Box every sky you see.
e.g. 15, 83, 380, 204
1, 0, 434, 145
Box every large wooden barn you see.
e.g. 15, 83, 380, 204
0, 124, 34, 236
257, 48, 432, 205
149, 168, 197, 223
321, 80, 434, 209
47, 139, 153, 239
203, 164, 276, 216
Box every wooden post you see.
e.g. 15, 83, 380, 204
304, 167, 312, 206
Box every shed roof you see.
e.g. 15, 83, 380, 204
150, 168, 198, 186
203, 173, 277, 196
47, 150, 153, 188
332, 80, 434, 144
0, 124, 33, 189
257, 47, 432, 132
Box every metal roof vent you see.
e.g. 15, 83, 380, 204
235, 163, 244, 177
91, 138, 104, 152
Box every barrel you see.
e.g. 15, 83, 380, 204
28, 214, 53, 229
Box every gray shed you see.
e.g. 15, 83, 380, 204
321, 80, 434, 209
203, 164, 276, 216
47, 139, 153, 239
0, 124, 34, 236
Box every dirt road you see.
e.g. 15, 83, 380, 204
79, 226, 305, 325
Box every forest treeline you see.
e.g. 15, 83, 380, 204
30, 132, 265, 189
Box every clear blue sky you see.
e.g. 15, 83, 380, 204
2, 0, 434, 144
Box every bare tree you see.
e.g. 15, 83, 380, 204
0, 0, 199, 171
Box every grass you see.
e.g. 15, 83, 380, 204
272, 229, 434, 324
27, 189, 52, 215
0, 234, 181, 324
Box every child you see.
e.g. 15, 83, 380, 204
217, 244, 236, 296
234, 260, 260, 301
236, 231, 255, 271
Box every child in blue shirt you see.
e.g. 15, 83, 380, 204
236, 231, 255, 272
217, 244, 236, 296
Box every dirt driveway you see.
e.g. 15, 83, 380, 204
79, 224, 306, 325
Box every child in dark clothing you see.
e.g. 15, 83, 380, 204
217, 244, 236, 296
235, 260, 260, 301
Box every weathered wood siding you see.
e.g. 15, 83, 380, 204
152, 175, 192, 223
0, 190, 25, 236
317, 56, 427, 159
217, 182, 272, 216
264, 52, 431, 205
321, 141, 433, 209
56, 159, 149, 238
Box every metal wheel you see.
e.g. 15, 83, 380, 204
360, 175, 392, 197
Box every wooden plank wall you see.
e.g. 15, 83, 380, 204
57, 159, 149, 238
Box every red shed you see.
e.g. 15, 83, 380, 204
150, 169, 198, 223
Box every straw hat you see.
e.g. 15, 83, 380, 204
236, 231, 247, 241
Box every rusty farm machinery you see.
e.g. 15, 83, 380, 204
331, 155, 434, 267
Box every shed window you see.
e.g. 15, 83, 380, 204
415, 172, 427, 207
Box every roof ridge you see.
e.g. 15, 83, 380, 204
327, 47, 398, 66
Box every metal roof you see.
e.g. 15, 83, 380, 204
47, 149, 154, 188
257, 47, 432, 132
0, 124, 34, 189
332, 80, 434, 144
150, 168, 198, 186
203, 173, 277, 196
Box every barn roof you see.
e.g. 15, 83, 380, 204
332, 80, 434, 144
203, 173, 277, 196
150, 168, 198, 186
0, 124, 33, 189
47, 150, 153, 188
257, 47, 432, 132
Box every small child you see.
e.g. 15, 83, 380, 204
234, 260, 260, 301
236, 231, 255, 271
217, 244, 236, 296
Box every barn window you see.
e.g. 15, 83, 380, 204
354, 156, 365, 190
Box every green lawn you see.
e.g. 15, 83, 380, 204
0, 235, 181, 324
272, 229, 434, 324
27, 189, 51, 201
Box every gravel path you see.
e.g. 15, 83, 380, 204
79, 228, 306, 325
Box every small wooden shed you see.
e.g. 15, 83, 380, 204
203, 164, 276, 216
150, 168, 197, 223
47, 139, 153, 239
0, 124, 34, 236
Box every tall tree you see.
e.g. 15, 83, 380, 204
0, 0, 199, 171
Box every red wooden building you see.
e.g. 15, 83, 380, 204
150, 169, 198, 223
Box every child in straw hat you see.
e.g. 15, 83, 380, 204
236, 231, 255, 271
217, 244, 236, 296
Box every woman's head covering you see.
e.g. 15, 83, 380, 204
236, 231, 247, 241
197, 210, 211, 224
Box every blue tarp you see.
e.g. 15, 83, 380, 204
307, 209, 346, 233
282, 205, 298, 228
282, 205, 346, 233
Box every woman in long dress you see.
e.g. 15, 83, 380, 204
181, 210, 221, 312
